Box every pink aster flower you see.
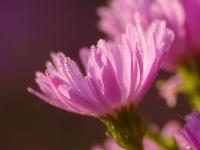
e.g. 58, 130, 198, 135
98, 0, 200, 71
28, 18, 173, 117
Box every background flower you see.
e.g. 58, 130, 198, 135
91, 139, 124, 150
159, 74, 183, 108
98, 0, 200, 71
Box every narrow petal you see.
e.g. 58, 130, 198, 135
79, 47, 90, 68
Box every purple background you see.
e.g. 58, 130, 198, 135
0, 0, 190, 150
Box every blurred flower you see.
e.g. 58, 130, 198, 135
97, 0, 153, 38
161, 120, 182, 139
159, 74, 183, 107
182, 112, 200, 149
146, 121, 181, 149
143, 138, 166, 150
91, 139, 124, 150
28, 18, 173, 117
174, 131, 193, 150
98, 0, 200, 71
91, 138, 165, 150
160, 121, 184, 149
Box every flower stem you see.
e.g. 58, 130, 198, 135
100, 105, 145, 150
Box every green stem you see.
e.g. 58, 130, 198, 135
100, 105, 145, 150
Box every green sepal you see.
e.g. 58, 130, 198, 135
100, 104, 145, 150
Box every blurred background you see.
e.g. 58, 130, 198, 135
0, 0, 190, 150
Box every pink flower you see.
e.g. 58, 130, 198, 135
161, 120, 182, 139
97, 0, 154, 38
98, 0, 200, 71
28, 19, 173, 117
149, 120, 183, 150
159, 74, 183, 107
